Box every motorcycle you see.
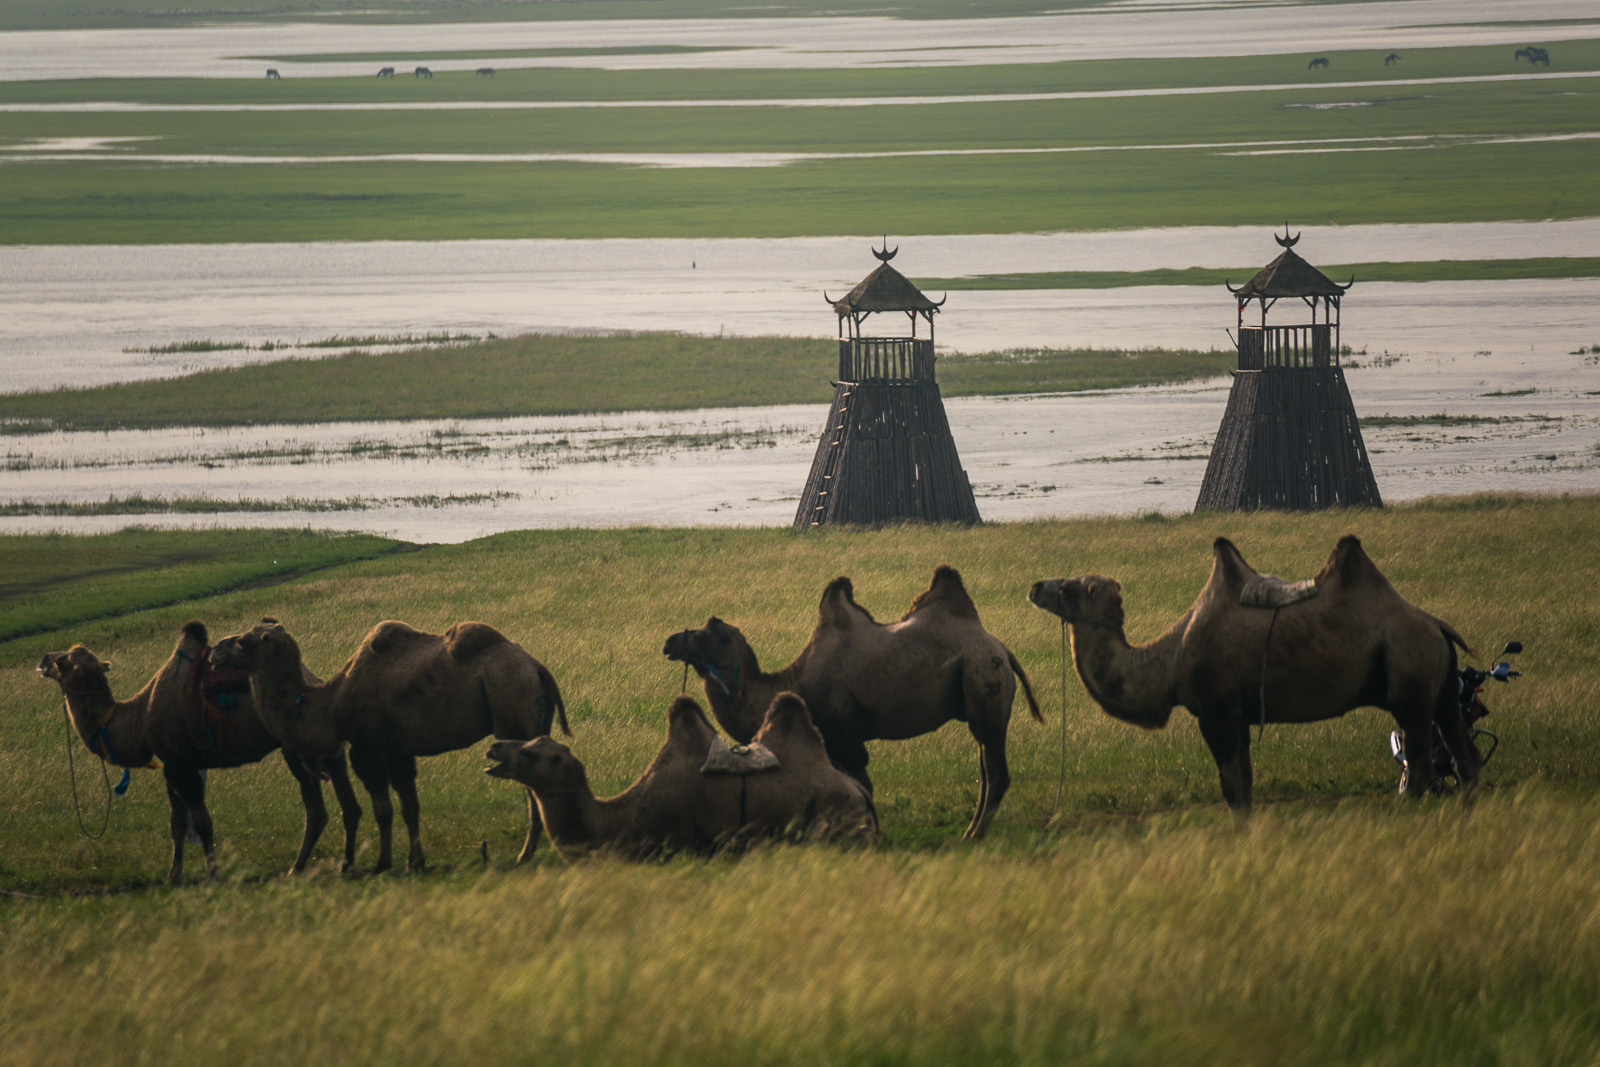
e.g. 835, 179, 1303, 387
1390, 640, 1522, 793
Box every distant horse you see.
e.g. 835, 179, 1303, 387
1384, 53, 1400, 66
414, 66, 433, 79
377, 66, 396, 78
266, 68, 280, 79
476, 67, 495, 77
1308, 57, 1330, 69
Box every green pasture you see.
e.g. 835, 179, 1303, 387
0, 334, 1231, 430
4, 44, 1600, 243
2, 494, 1599, 1062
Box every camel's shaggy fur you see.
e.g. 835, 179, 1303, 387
485, 693, 877, 861
663, 565, 1039, 840
1028, 534, 1479, 808
38, 621, 361, 885
212, 618, 568, 872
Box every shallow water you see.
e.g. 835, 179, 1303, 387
3, 337, 1596, 541
6, 225, 1600, 394
0, 1, 1595, 81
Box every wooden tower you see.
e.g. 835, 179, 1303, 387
794, 241, 980, 528
1195, 227, 1382, 511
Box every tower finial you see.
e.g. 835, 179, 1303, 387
872, 235, 898, 262
1275, 223, 1301, 248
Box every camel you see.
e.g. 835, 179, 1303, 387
663, 565, 1040, 840
1027, 535, 1480, 810
1308, 56, 1330, 69
37, 621, 361, 886
212, 617, 569, 872
486, 693, 876, 861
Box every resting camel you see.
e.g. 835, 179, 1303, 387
664, 565, 1040, 840
212, 618, 569, 872
38, 621, 361, 885
1028, 535, 1479, 810
486, 693, 876, 861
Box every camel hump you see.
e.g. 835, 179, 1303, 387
818, 575, 875, 629
181, 619, 209, 646
1315, 534, 1386, 592
753, 691, 828, 754
666, 695, 717, 741
443, 621, 508, 662
364, 620, 423, 656
904, 564, 978, 620
1210, 537, 1258, 590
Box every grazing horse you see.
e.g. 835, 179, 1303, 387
265, 68, 280, 79
377, 66, 395, 78
1308, 56, 1330, 69
476, 67, 495, 77
414, 66, 433, 79
1384, 53, 1399, 66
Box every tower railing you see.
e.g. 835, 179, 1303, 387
1237, 324, 1334, 370
838, 337, 935, 383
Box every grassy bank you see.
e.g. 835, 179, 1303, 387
0, 334, 1231, 430
920, 256, 1600, 290
1, 495, 1598, 1062
5, 44, 1600, 242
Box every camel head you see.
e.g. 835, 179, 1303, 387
211, 618, 301, 676
485, 737, 587, 795
662, 617, 752, 694
37, 645, 113, 695
1027, 575, 1125, 631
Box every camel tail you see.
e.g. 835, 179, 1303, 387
538, 662, 572, 737
1435, 616, 1474, 660
1009, 650, 1043, 723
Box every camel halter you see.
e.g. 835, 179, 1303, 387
62, 700, 114, 840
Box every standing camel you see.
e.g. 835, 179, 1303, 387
664, 565, 1039, 840
212, 618, 569, 872
38, 621, 361, 885
1027, 535, 1479, 810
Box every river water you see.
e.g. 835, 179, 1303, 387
0, 0, 1596, 80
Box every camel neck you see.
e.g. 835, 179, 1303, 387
1069, 617, 1185, 730
704, 646, 798, 743
63, 684, 155, 768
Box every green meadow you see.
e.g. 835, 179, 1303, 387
4, 41, 1600, 243
3, 494, 1599, 1062
0, 334, 1231, 431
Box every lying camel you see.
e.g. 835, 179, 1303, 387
38, 621, 361, 885
486, 693, 876, 861
1028, 535, 1478, 809
212, 618, 569, 872
664, 565, 1040, 840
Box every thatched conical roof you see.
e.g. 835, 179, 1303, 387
828, 244, 945, 317
1228, 229, 1352, 299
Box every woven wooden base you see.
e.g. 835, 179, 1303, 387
795, 380, 981, 528
1195, 367, 1382, 511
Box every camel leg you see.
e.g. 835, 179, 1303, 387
1198, 712, 1251, 811
281, 750, 329, 875
322, 753, 362, 873
389, 753, 426, 872
963, 723, 1010, 841
823, 730, 873, 796
163, 766, 216, 885
1432, 663, 1482, 794
349, 747, 395, 873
